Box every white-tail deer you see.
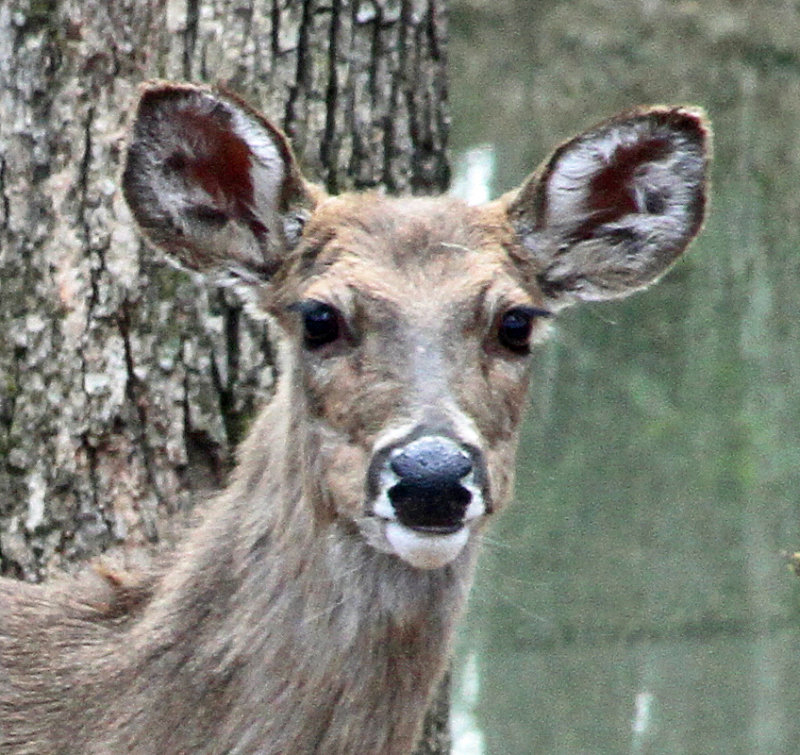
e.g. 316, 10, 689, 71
0, 83, 709, 754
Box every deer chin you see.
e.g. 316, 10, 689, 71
384, 521, 470, 569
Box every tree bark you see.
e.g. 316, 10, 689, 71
0, 0, 450, 751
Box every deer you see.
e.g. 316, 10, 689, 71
0, 82, 709, 754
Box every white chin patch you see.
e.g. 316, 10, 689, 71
385, 522, 469, 569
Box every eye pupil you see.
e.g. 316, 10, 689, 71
498, 307, 548, 353
500, 311, 532, 350
300, 302, 340, 348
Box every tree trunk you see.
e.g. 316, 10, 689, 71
0, 0, 450, 751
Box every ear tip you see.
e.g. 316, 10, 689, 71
133, 81, 219, 122
635, 105, 713, 149
136, 79, 207, 98
667, 105, 712, 140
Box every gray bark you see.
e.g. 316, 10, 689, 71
0, 0, 450, 751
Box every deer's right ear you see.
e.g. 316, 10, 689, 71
122, 83, 318, 285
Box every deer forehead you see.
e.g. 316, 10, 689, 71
284, 193, 535, 317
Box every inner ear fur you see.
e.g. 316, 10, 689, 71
505, 106, 710, 308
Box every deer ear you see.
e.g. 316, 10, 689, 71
122, 82, 318, 285
506, 107, 710, 308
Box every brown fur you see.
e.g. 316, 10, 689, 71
0, 83, 710, 754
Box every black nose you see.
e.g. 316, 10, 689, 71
388, 436, 473, 532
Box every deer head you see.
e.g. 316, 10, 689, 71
122, 83, 708, 570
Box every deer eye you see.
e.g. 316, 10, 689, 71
291, 300, 342, 349
497, 307, 550, 353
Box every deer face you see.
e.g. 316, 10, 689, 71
122, 83, 708, 569
266, 194, 546, 567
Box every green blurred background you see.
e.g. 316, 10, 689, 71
447, 2, 800, 753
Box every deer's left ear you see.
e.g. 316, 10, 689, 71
505, 107, 710, 308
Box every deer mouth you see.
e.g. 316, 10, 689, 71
383, 521, 471, 569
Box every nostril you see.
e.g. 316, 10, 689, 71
388, 482, 471, 533
389, 436, 473, 484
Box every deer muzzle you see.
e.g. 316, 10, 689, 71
367, 432, 488, 568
